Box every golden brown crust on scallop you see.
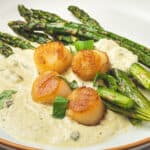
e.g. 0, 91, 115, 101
72, 50, 110, 81
32, 71, 72, 104
34, 41, 72, 74
67, 87, 105, 125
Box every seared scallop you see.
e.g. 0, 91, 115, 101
34, 41, 72, 74
72, 50, 110, 81
67, 87, 105, 125
32, 71, 72, 104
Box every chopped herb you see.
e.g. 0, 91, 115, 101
0, 90, 17, 109
74, 40, 94, 51
93, 72, 101, 87
70, 80, 79, 89
57, 75, 78, 89
52, 96, 68, 119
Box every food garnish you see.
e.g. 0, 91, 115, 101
74, 40, 94, 51
52, 96, 68, 118
57, 75, 79, 90
0, 90, 17, 109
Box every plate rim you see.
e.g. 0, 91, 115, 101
0, 137, 150, 150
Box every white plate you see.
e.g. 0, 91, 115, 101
0, 0, 150, 149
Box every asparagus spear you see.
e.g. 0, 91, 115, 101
10, 19, 81, 44
68, 6, 150, 66
68, 5, 103, 30
112, 69, 150, 109
98, 30, 150, 67
0, 32, 34, 49
24, 21, 103, 40
104, 101, 150, 121
97, 86, 134, 109
93, 73, 118, 90
129, 63, 150, 90
24, 20, 150, 67
8, 21, 51, 44
18, 5, 66, 23
0, 41, 14, 57
19, 5, 150, 66
54, 34, 79, 44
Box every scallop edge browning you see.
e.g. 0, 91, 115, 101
72, 50, 110, 81
34, 41, 73, 74
32, 71, 72, 104
67, 87, 105, 126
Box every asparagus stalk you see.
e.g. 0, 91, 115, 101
9, 20, 80, 44
54, 34, 79, 44
24, 20, 150, 67
24, 21, 103, 40
93, 73, 118, 90
104, 101, 150, 121
68, 6, 150, 66
68, 5, 103, 30
97, 86, 134, 109
0, 41, 14, 57
19, 5, 150, 67
18, 4, 66, 23
112, 69, 150, 109
98, 30, 150, 67
129, 63, 150, 90
8, 21, 51, 44
0, 32, 34, 49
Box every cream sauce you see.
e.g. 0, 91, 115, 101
0, 40, 136, 147
95, 39, 138, 71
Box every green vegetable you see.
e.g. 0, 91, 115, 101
70, 80, 79, 89
18, 4, 66, 23
74, 40, 94, 51
57, 75, 78, 89
93, 73, 118, 90
112, 69, 150, 120
24, 21, 102, 41
97, 86, 134, 109
8, 21, 51, 44
101, 30, 150, 67
52, 96, 68, 118
0, 41, 14, 57
68, 6, 150, 67
68, 5, 103, 30
18, 5, 150, 67
129, 63, 150, 90
0, 32, 34, 49
54, 35, 79, 44
104, 101, 150, 121
113, 69, 150, 108
0, 90, 17, 109
128, 118, 142, 125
